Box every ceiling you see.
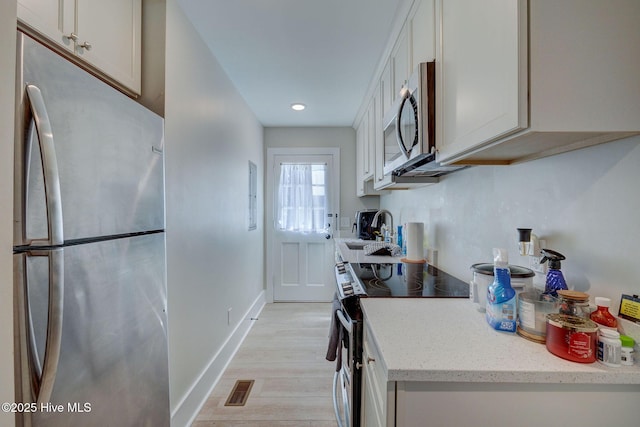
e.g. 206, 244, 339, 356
177, 0, 405, 127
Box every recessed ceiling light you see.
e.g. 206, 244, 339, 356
291, 103, 306, 111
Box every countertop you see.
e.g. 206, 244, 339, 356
334, 238, 404, 264
361, 298, 640, 384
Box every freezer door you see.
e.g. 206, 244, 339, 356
15, 233, 169, 426
15, 33, 164, 246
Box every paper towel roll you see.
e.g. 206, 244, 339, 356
404, 222, 425, 262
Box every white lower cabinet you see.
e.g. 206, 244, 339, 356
393, 382, 640, 427
362, 323, 395, 427
360, 300, 640, 427
363, 321, 640, 427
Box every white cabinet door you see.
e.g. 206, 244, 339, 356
373, 82, 389, 189
357, 98, 388, 196
362, 324, 393, 427
18, 0, 75, 52
380, 58, 393, 119
18, 0, 141, 95
364, 98, 376, 180
391, 24, 410, 104
436, 0, 527, 163
76, 0, 141, 94
410, 0, 435, 70
356, 119, 366, 197
361, 101, 371, 180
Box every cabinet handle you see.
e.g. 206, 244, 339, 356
78, 41, 92, 51
63, 32, 78, 42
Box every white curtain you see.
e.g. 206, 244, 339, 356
277, 163, 327, 233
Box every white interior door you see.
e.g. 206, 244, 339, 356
267, 148, 339, 302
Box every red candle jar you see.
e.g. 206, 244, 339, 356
546, 313, 598, 363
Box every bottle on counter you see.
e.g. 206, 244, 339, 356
597, 328, 622, 367
590, 297, 618, 329
486, 248, 517, 333
381, 224, 390, 243
557, 290, 591, 319
540, 249, 568, 297
620, 335, 635, 366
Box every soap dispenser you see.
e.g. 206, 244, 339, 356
540, 249, 568, 297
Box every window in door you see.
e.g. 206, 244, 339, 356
276, 163, 328, 233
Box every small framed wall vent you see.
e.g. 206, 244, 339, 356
248, 161, 257, 231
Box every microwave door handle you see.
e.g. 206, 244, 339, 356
395, 89, 412, 159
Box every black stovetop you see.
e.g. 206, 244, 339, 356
350, 262, 469, 298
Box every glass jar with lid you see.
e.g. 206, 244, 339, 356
557, 290, 591, 319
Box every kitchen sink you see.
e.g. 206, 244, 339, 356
344, 241, 373, 250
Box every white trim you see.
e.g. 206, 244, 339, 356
170, 291, 266, 427
266, 147, 340, 303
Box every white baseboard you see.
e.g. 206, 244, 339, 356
170, 290, 266, 427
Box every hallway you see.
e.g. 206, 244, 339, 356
193, 302, 337, 426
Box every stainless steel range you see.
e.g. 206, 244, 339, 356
329, 260, 469, 427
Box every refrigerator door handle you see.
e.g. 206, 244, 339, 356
24, 248, 65, 405
23, 84, 65, 404
25, 84, 64, 246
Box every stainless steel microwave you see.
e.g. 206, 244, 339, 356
382, 61, 464, 178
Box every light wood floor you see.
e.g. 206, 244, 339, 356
193, 302, 338, 427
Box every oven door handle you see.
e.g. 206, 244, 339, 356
336, 309, 352, 335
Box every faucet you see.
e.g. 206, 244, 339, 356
371, 209, 393, 231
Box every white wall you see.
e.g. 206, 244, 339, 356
0, 2, 16, 426
264, 127, 379, 236
165, 0, 265, 423
381, 136, 640, 309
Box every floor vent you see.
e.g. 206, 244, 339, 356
224, 380, 254, 406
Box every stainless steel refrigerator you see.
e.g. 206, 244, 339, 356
13, 31, 170, 426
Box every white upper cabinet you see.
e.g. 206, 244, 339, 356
391, 24, 410, 105
356, 113, 370, 196
357, 94, 387, 197
18, 0, 142, 95
410, 0, 435, 69
373, 0, 437, 191
356, 119, 365, 196
17, 0, 75, 52
365, 98, 376, 180
75, 0, 141, 94
373, 82, 386, 188
437, 0, 527, 164
380, 58, 393, 120
436, 0, 640, 165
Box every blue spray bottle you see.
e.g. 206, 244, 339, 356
486, 248, 517, 332
540, 249, 568, 297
